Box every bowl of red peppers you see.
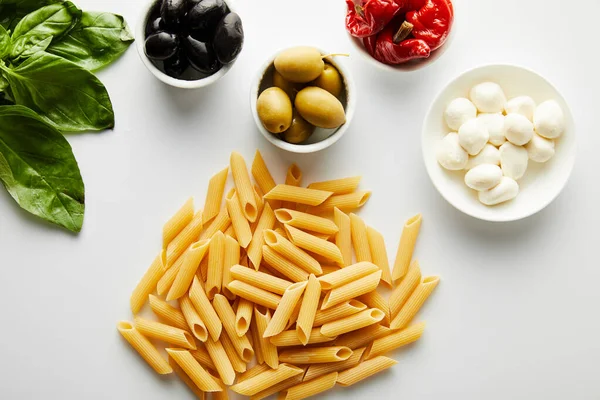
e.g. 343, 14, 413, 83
345, 0, 454, 71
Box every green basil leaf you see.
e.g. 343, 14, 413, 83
0, 105, 84, 232
47, 11, 134, 71
0, 24, 10, 58
0, 1, 64, 30
0, 51, 114, 132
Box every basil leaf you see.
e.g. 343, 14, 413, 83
0, 105, 84, 232
47, 11, 134, 71
0, 51, 114, 132
0, 1, 63, 30
0, 24, 9, 58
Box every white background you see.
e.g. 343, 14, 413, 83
1, 0, 599, 399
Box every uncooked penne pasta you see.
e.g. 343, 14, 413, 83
320, 308, 385, 337
366, 226, 393, 287
179, 296, 209, 342
198, 256, 209, 282
204, 336, 236, 385
350, 213, 372, 263
224, 225, 237, 240
280, 371, 338, 400
303, 347, 366, 381
262, 245, 310, 282
219, 331, 247, 374
166, 348, 222, 392
335, 324, 391, 350
296, 274, 321, 345
275, 209, 339, 235
230, 264, 292, 295
336, 356, 397, 387
285, 225, 344, 266
251, 150, 277, 199
231, 152, 258, 223
279, 346, 352, 364
167, 239, 210, 301
157, 253, 185, 296
210, 375, 230, 400
200, 207, 231, 241
274, 226, 288, 238
321, 270, 382, 310
270, 328, 337, 347
249, 317, 264, 365
264, 281, 307, 337
131, 251, 166, 314
392, 214, 422, 282
318, 261, 379, 290
117, 321, 172, 375
334, 207, 352, 266
227, 280, 282, 310
238, 363, 270, 383
203, 167, 229, 224
365, 322, 425, 359
307, 176, 361, 195
206, 231, 225, 300
167, 210, 204, 267
252, 185, 265, 229
235, 298, 254, 336
226, 190, 252, 248
189, 277, 222, 341
163, 197, 194, 249
222, 235, 240, 300
250, 374, 304, 400
359, 290, 391, 327
389, 259, 421, 318
229, 363, 305, 396
286, 301, 302, 330
254, 306, 279, 369
134, 316, 196, 349
282, 163, 302, 209
264, 185, 333, 206
390, 276, 439, 330
169, 356, 206, 399
149, 294, 189, 331
307, 191, 371, 214
190, 347, 216, 371
247, 203, 275, 269
213, 294, 254, 362
314, 299, 367, 327
263, 230, 322, 275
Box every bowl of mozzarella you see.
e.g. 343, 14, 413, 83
422, 64, 576, 222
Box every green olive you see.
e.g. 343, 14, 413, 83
257, 87, 293, 134
274, 46, 324, 83
312, 63, 343, 97
295, 86, 346, 129
283, 111, 315, 144
273, 69, 304, 103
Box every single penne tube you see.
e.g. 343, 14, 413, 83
264, 185, 333, 206
285, 225, 344, 266
349, 213, 372, 263
227, 280, 282, 310
389, 259, 422, 318
238, 363, 271, 383
222, 235, 240, 300
230, 363, 305, 396
318, 261, 379, 290
179, 296, 209, 342
200, 207, 231, 241
202, 166, 229, 224
249, 317, 264, 365
306, 191, 371, 215
230, 264, 293, 295
275, 209, 339, 235
279, 346, 352, 364
365, 322, 426, 359
134, 316, 196, 349
204, 336, 236, 385
250, 374, 304, 400
303, 347, 366, 381
247, 203, 276, 269
359, 290, 391, 327
226, 189, 253, 248
254, 306, 279, 369
264, 281, 307, 337
262, 245, 310, 282
167, 210, 204, 267
149, 294, 188, 331
336, 356, 397, 387
251, 150, 277, 203
333, 207, 352, 266
235, 297, 254, 336
231, 151, 258, 223
206, 231, 225, 300
167, 239, 211, 301
131, 251, 166, 314
280, 371, 338, 400
314, 299, 367, 327
213, 294, 254, 362
366, 226, 393, 287
163, 197, 194, 249
157, 253, 184, 296
190, 347, 216, 371
320, 308, 385, 337
189, 277, 223, 341
117, 321, 172, 374
321, 270, 382, 310
296, 274, 321, 345
198, 257, 209, 282
166, 348, 222, 392
219, 330, 247, 373
168, 356, 206, 399
390, 276, 440, 330
263, 230, 322, 275
282, 163, 302, 210
335, 324, 391, 350
392, 214, 422, 282
307, 176, 361, 195
270, 328, 337, 347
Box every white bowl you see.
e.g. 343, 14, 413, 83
250, 48, 356, 153
422, 64, 576, 222
136, 0, 237, 89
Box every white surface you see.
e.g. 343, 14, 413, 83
0, 0, 599, 399
422, 64, 576, 221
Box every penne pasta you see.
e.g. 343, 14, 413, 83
285, 225, 344, 266
282, 163, 302, 209
270, 328, 337, 347
219, 331, 247, 374
250, 374, 304, 400
200, 207, 231, 241
166, 348, 222, 392
306, 191, 371, 215
336, 356, 397, 387
117, 321, 172, 375
210, 375, 229, 400
163, 197, 194, 249
333, 207, 353, 266
275, 209, 339, 235
318, 261, 379, 290
296, 274, 321, 345
390, 276, 440, 330
264, 185, 333, 206
246, 203, 276, 270
262, 245, 310, 282
321, 270, 382, 310
252, 185, 265, 231
157, 254, 183, 296
366, 226, 393, 287
235, 298, 254, 337
274, 226, 288, 238
134, 317, 196, 349
222, 235, 240, 300
224, 225, 237, 241
263, 230, 322, 275
392, 214, 422, 282
206, 231, 225, 300
335, 324, 391, 350
238, 363, 270, 383
149, 294, 189, 331
359, 290, 391, 327
307, 176, 361, 195
253, 306, 279, 369
213, 294, 254, 362
303, 347, 366, 381
286, 301, 302, 330
264, 281, 307, 338
314, 299, 367, 327
226, 190, 253, 248
229, 363, 305, 396
199, 257, 209, 282
249, 317, 264, 365
320, 308, 385, 337
203, 167, 229, 224
179, 296, 209, 342
350, 213, 372, 263
251, 150, 277, 199
189, 277, 223, 341
167, 239, 210, 301
190, 347, 216, 371
230, 264, 293, 295
204, 336, 236, 385
279, 346, 352, 364
231, 151, 258, 223
279, 371, 338, 400
167, 210, 204, 267
169, 356, 206, 399
131, 251, 167, 314
227, 280, 282, 310
389, 259, 422, 318
365, 322, 426, 359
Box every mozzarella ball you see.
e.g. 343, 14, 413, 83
436, 132, 468, 170
444, 98, 477, 131
503, 113, 534, 145
458, 119, 489, 155
477, 113, 505, 146
464, 164, 503, 191
469, 82, 506, 113
534, 100, 565, 139
466, 144, 500, 170
525, 132, 555, 163
504, 96, 536, 121
478, 177, 519, 206
499, 142, 528, 180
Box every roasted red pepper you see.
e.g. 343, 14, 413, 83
345, 0, 402, 38
405, 0, 453, 50
364, 17, 430, 64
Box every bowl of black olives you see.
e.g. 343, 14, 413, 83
137, 0, 244, 88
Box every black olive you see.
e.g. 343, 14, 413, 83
145, 16, 164, 36
145, 32, 179, 60
212, 12, 243, 64
160, 0, 187, 28
183, 35, 221, 74
164, 49, 190, 78
186, 0, 227, 39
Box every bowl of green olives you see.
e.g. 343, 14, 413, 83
251, 46, 356, 153
137, 0, 244, 89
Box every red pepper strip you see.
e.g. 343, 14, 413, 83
366, 19, 430, 65
345, 0, 402, 38
406, 0, 453, 51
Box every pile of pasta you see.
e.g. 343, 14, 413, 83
118, 150, 439, 400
